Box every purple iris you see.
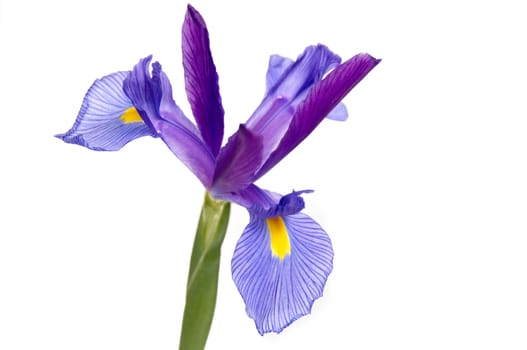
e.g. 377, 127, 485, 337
57, 4, 380, 335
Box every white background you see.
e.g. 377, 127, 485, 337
1, 0, 526, 349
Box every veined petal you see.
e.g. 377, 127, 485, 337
183, 4, 224, 157
211, 125, 263, 194
56, 71, 156, 151
232, 212, 333, 335
123, 56, 215, 187
255, 53, 381, 179
245, 45, 342, 163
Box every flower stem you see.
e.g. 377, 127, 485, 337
179, 192, 231, 350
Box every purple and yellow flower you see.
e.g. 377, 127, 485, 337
57, 5, 379, 335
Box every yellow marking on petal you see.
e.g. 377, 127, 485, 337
120, 107, 143, 124
266, 216, 291, 260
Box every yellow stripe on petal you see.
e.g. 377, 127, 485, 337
120, 107, 143, 124
266, 216, 291, 260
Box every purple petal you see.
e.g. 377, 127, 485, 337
182, 4, 224, 157
55, 71, 157, 151
211, 125, 263, 194
122, 56, 158, 131
265, 55, 294, 94
255, 53, 381, 179
123, 56, 215, 188
245, 45, 342, 163
265, 190, 313, 217
262, 45, 341, 105
266, 54, 347, 122
232, 212, 334, 334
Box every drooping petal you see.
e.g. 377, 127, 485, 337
182, 4, 224, 157
123, 56, 215, 187
211, 125, 263, 194
255, 53, 381, 179
232, 212, 333, 335
245, 45, 342, 160
56, 71, 157, 151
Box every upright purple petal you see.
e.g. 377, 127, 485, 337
211, 125, 263, 194
232, 212, 333, 334
261, 45, 341, 109
265, 53, 348, 122
182, 4, 224, 157
245, 45, 342, 160
56, 71, 157, 151
256, 45, 341, 115
123, 56, 215, 188
255, 53, 381, 179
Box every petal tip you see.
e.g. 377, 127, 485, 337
186, 3, 206, 28
364, 53, 382, 66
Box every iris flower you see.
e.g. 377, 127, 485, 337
57, 4, 379, 338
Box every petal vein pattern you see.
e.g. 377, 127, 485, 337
55, 71, 156, 151
232, 212, 334, 334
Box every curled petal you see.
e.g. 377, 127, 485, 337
217, 185, 310, 215
56, 71, 156, 151
123, 56, 215, 187
183, 4, 224, 157
232, 212, 333, 334
249, 190, 313, 218
255, 53, 381, 179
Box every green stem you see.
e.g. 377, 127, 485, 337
179, 192, 231, 350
